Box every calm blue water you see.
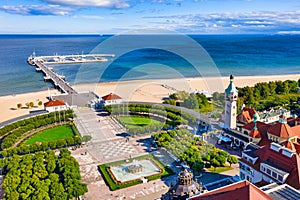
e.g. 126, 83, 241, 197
0, 34, 299, 96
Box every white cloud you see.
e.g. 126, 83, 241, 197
73, 15, 104, 20
144, 10, 300, 33
0, 5, 74, 16
42, 0, 130, 9
277, 31, 300, 34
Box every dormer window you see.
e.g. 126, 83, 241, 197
278, 175, 283, 182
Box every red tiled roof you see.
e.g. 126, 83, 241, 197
282, 140, 297, 151
282, 140, 300, 154
249, 129, 261, 138
268, 123, 296, 138
257, 125, 272, 146
237, 108, 256, 124
190, 181, 272, 200
102, 93, 122, 100
254, 144, 300, 189
243, 121, 270, 131
44, 99, 65, 107
292, 125, 300, 136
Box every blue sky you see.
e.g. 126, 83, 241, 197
0, 0, 300, 34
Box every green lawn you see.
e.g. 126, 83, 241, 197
24, 125, 74, 145
207, 165, 233, 173
118, 116, 162, 128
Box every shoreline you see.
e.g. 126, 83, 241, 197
1, 74, 299, 123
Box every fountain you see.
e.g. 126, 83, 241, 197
110, 159, 161, 183
126, 160, 143, 173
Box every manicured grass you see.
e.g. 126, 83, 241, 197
24, 125, 74, 145
207, 165, 233, 173
118, 116, 162, 128
98, 154, 174, 191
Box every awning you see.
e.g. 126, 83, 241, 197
217, 135, 232, 142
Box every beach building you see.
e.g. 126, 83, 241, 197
44, 99, 68, 112
101, 93, 123, 106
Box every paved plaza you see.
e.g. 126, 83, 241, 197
72, 108, 240, 200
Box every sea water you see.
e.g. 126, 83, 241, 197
0, 34, 299, 96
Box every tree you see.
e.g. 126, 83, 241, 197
38, 101, 43, 106
176, 91, 189, 101
283, 81, 290, 94
192, 162, 204, 175
227, 155, 238, 167
183, 94, 198, 109
82, 135, 92, 142
49, 182, 68, 200
169, 93, 178, 100
211, 158, 220, 171
269, 81, 277, 95
215, 154, 227, 166
163, 99, 176, 105
276, 81, 284, 94
17, 103, 22, 109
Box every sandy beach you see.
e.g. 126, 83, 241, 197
0, 89, 58, 123
1, 74, 299, 123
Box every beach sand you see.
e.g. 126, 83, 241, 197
1, 74, 299, 123
0, 89, 57, 123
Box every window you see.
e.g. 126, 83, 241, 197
278, 175, 283, 182
240, 173, 245, 180
247, 176, 252, 182
267, 168, 271, 175
272, 171, 277, 178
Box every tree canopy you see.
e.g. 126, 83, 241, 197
1, 149, 87, 200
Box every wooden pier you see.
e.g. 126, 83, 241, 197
28, 53, 115, 94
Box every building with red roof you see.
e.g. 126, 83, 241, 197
44, 99, 67, 112
101, 93, 123, 106
239, 142, 300, 190
190, 180, 272, 200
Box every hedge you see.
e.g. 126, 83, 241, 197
0, 110, 74, 149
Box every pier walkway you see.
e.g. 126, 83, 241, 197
32, 59, 77, 94
28, 53, 114, 94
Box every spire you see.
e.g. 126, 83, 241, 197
225, 74, 238, 95
253, 112, 258, 123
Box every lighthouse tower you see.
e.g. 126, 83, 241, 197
224, 74, 238, 130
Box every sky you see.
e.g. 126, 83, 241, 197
0, 0, 300, 34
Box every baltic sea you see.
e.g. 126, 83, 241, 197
0, 34, 299, 96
